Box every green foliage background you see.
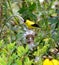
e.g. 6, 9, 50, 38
0, 0, 59, 65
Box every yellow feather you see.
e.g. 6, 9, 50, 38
25, 20, 35, 29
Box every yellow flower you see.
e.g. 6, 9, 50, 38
43, 58, 59, 65
43, 59, 53, 65
51, 59, 59, 65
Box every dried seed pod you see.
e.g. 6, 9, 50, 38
48, 55, 53, 60
49, 48, 58, 55
10, 20, 17, 26
42, 55, 47, 59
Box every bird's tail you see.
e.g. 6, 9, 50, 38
32, 24, 40, 28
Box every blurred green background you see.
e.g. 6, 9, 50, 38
0, 0, 59, 65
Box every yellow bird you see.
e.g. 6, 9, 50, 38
24, 19, 40, 29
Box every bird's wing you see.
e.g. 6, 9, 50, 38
25, 20, 35, 26
31, 24, 39, 27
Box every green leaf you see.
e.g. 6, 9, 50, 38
34, 43, 50, 56
0, 56, 7, 65
18, 6, 27, 14
24, 57, 33, 65
17, 45, 29, 57
0, 40, 4, 48
29, 2, 36, 12
7, 42, 15, 51
16, 59, 22, 65
7, 56, 13, 65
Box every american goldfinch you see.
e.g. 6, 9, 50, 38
24, 19, 40, 29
